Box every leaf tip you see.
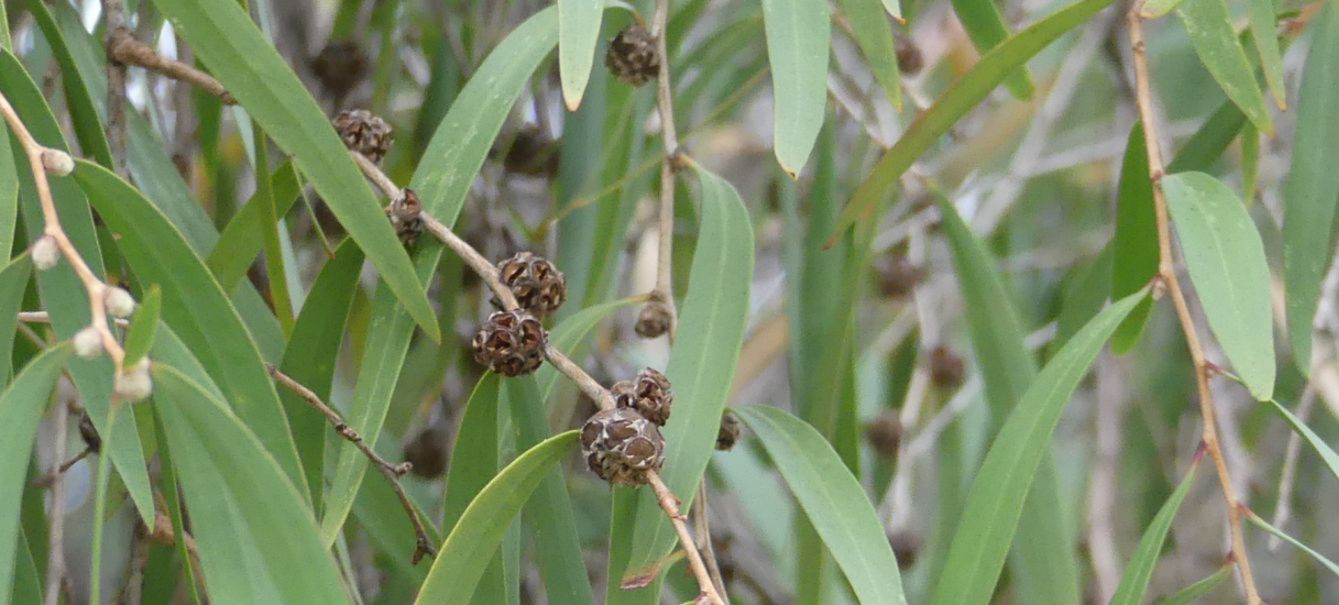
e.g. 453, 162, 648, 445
619, 570, 658, 590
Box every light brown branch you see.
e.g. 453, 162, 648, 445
107, 28, 236, 105
266, 365, 436, 564
649, 0, 681, 341
648, 472, 725, 605
43, 400, 69, 605
102, 0, 129, 176
30, 446, 92, 488
1128, 7, 1261, 602
0, 92, 126, 373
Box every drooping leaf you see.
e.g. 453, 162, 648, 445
152, 365, 348, 604
151, 0, 439, 340
321, 7, 559, 542
735, 405, 907, 605
931, 291, 1146, 605
836, 0, 903, 110
1265, 397, 1339, 482
441, 375, 502, 532
24, 0, 113, 168
761, 0, 829, 175
1163, 172, 1275, 400
1111, 124, 1158, 354
122, 286, 161, 367
1109, 456, 1202, 605
0, 255, 32, 385
1154, 566, 1232, 605
1246, 511, 1339, 578
610, 165, 754, 597
1176, 0, 1273, 134
948, 0, 1032, 99
829, 0, 1115, 241
1165, 100, 1246, 174
72, 160, 306, 487
0, 120, 15, 259
1247, 0, 1286, 108
0, 346, 72, 604
1282, 2, 1339, 374
415, 432, 582, 604
206, 161, 303, 292
559, 0, 604, 110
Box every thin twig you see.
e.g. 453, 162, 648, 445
0, 92, 127, 371
694, 482, 730, 598
107, 28, 236, 105
18, 311, 129, 327
30, 446, 92, 488
102, 0, 129, 176
266, 364, 436, 564
1128, 7, 1261, 602
650, 0, 681, 341
647, 472, 726, 605
44, 401, 69, 605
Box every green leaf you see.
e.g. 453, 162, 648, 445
1245, 511, 1339, 578
559, 0, 604, 110
152, 0, 439, 340
123, 286, 161, 368
1165, 100, 1245, 174
1247, 0, 1286, 108
441, 375, 502, 532
321, 6, 559, 543
1111, 124, 1158, 354
206, 161, 302, 293
0, 120, 15, 259
836, 0, 903, 110
25, 0, 113, 168
1282, 2, 1339, 373
1265, 398, 1339, 482
931, 290, 1146, 605
1163, 172, 1275, 400
935, 194, 1082, 605
72, 160, 306, 487
761, 0, 830, 175
277, 240, 364, 507
1109, 455, 1202, 605
415, 431, 582, 604
949, 0, 1033, 99
880, 0, 903, 21
1139, 0, 1189, 19
829, 0, 1114, 241
1176, 0, 1273, 134
735, 405, 907, 605
504, 377, 596, 605
1155, 566, 1232, 605
0, 345, 72, 603
1, 48, 155, 528
0, 255, 32, 385
152, 365, 348, 604
610, 165, 755, 594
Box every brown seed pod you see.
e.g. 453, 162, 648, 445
502, 125, 559, 177
385, 188, 423, 246
605, 25, 659, 86
865, 411, 902, 457
78, 411, 102, 454
402, 426, 449, 479
716, 411, 741, 451
887, 529, 923, 568
929, 345, 966, 391
612, 367, 673, 426
580, 407, 665, 486
333, 109, 394, 163
895, 37, 924, 76
635, 301, 672, 338
312, 41, 369, 99
471, 310, 547, 376
496, 252, 567, 318
876, 256, 924, 299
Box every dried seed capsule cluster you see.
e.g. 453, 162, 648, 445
612, 367, 673, 426
333, 108, 393, 163
471, 310, 547, 376
606, 25, 659, 86
496, 252, 567, 318
581, 407, 666, 486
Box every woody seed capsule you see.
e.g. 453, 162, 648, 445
496, 252, 566, 318
471, 310, 547, 376
580, 407, 665, 486
612, 367, 673, 426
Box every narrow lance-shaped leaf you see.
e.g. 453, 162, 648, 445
611, 166, 754, 594
152, 366, 348, 605
1111, 124, 1157, 354
1247, 0, 1286, 108
1246, 511, 1339, 578
931, 290, 1146, 605
122, 286, 161, 367
24, 0, 113, 167
1109, 454, 1202, 605
1265, 397, 1339, 482
837, 0, 903, 110
72, 160, 307, 488
949, 0, 1033, 99
559, 0, 604, 110
1283, 2, 1339, 374
415, 432, 582, 604
0, 120, 15, 259
828, 0, 1115, 243
320, 7, 559, 542
736, 405, 907, 605
0, 255, 32, 386
1176, 0, 1274, 134
761, 0, 829, 176
1163, 172, 1275, 400
1156, 566, 1232, 605
152, 0, 439, 340
0, 346, 73, 604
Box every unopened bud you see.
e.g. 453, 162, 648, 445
73, 326, 104, 359
114, 360, 153, 402
104, 287, 136, 318
31, 236, 60, 270
41, 148, 74, 176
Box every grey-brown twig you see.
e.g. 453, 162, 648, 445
1128, 6, 1261, 602
266, 364, 435, 564
107, 28, 236, 105
649, 0, 681, 341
